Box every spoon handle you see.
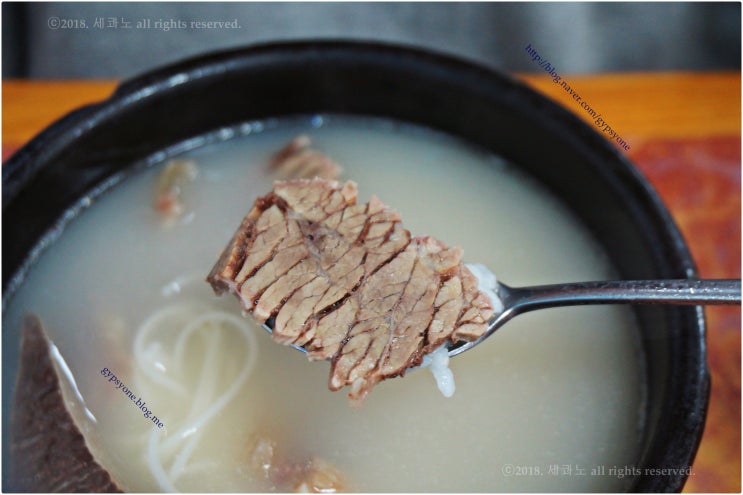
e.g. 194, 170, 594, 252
504, 279, 741, 311
448, 279, 740, 358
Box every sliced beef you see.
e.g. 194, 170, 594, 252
208, 179, 493, 403
10, 314, 122, 493
268, 135, 342, 180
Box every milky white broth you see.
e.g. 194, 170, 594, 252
4, 116, 645, 492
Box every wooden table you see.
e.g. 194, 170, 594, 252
3, 74, 740, 492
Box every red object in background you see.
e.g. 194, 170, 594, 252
630, 136, 741, 492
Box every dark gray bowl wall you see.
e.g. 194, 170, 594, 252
2, 41, 709, 492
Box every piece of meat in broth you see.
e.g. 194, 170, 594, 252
208, 179, 494, 403
245, 433, 347, 492
268, 135, 342, 180
11, 315, 122, 492
153, 159, 198, 225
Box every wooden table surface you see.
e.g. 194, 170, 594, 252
3, 74, 741, 492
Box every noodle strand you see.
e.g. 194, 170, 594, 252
133, 303, 258, 492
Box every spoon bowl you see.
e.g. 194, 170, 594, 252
259, 277, 741, 358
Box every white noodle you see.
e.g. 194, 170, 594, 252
183, 328, 220, 421
172, 313, 221, 376
160, 312, 257, 450
134, 305, 198, 395
148, 429, 178, 493
134, 303, 258, 492
168, 431, 204, 482
165, 328, 221, 476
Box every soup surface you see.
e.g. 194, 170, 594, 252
3, 116, 645, 492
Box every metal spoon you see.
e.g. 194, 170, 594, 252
447, 278, 741, 357
262, 278, 741, 358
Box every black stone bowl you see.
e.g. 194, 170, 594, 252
2, 41, 708, 492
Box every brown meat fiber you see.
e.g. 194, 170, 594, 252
208, 179, 493, 402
